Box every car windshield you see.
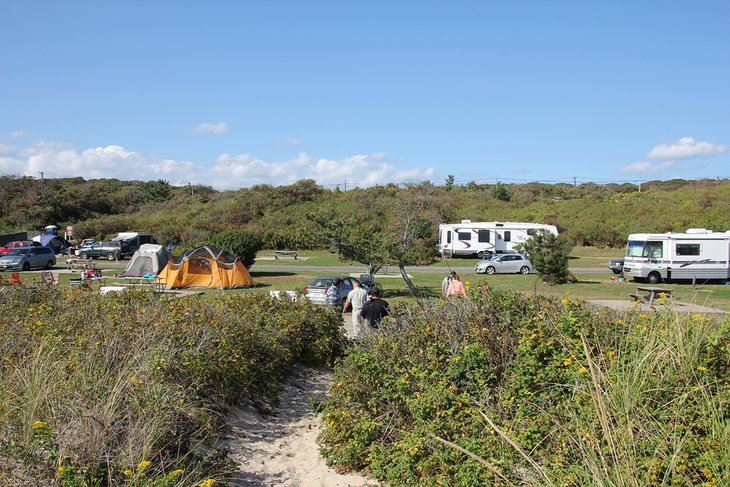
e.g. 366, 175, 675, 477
5, 249, 29, 256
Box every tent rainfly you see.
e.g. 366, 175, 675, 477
122, 244, 170, 277
157, 245, 252, 289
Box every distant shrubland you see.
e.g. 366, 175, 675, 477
2, 176, 729, 250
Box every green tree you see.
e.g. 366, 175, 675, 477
515, 230, 573, 284
382, 183, 439, 297
211, 230, 261, 268
444, 175, 455, 189
143, 179, 173, 203
491, 181, 510, 201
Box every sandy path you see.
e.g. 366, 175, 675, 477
223, 366, 378, 487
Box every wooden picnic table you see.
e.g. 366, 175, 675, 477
274, 251, 298, 260
630, 286, 673, 305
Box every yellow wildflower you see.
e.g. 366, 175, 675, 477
563, 357, 572, 366
55, 466, 66, 480
123, 470, 133, 476
639, 313, 648, 319
32, 421, 50, 434
697, 366, 708, 372
169, 469, 184, 478
615, 319, 624, 325
577, 366, 587, 374
561, 299, 570, 305
199, 479, 217, 487
137, 460, 152, 472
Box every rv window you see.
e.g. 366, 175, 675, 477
626, 241, 645, 257
643, 241, 663, 259
446, 231, 451, 244
457, 231, 471, 241
676, 243, 700, 256
478, 230, 490, 243
503, 231, 511, 242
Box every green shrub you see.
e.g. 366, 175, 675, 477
0, 287, 345, 485
318, 286, 730, 485
211, 229, 261, 268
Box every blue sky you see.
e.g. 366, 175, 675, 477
1, 1, 728, 189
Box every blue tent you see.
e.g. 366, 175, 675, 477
37, 234, 72, 254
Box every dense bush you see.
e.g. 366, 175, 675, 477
211, 229, 262, 268
318, 286, 730, 485
0, 287, 345, 485
3, 176, 730, 250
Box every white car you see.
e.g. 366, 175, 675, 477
474, 254, 533, 275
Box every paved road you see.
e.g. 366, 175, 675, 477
251, 263, 609, 275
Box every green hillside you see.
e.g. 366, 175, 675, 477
2, 176, 729, 250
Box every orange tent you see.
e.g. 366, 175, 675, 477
157, 245, 252, 289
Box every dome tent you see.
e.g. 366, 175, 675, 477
122, 244, 169, 277
157, 245, 252, 289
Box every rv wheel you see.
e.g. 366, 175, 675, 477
647, 272, 661, 284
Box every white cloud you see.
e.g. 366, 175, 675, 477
192, 121, 229, 135
1, 139, 434, 190
619, 161, 675, 174
9, 131, 29, 139
273, 138, 303, 147
647, 136, 727, 160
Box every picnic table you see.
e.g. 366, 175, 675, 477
66, 258, 96, 271
630, 286, 673, 305
274, 251, 298, 260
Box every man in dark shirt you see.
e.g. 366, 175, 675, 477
360, 287, 389, 329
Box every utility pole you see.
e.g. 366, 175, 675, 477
39, 171, 44, 181
573, 176, 576, 187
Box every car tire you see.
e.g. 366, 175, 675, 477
106, 252, 116, 261
486, 266, 496, 275
611, 269, 621, 275
79, 252, 90, 260
520, 266, 530, 274
46, 261, 54, 269
647, 272, 661, 284
23, 262, 30, 271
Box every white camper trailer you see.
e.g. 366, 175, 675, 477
623, 228, 730, 284
437, 221, 558, 258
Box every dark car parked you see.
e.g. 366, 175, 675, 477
609, 259, 625, 274
76, 241, 124, 260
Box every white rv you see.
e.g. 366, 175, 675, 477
623, 228, 730, 284
437, 221, 558, 258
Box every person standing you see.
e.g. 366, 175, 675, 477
446, 274, 467, 298
442, 271, 456, 298
360, 287, 389, 329
326, 278, 343, 316
344, 282, 369, 338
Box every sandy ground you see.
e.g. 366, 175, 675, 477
222, 366, 379, 487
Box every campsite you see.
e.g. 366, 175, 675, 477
2, 177, 730, 485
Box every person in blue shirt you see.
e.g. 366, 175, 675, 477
325, 278, 343, 316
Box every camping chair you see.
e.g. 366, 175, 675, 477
40, 271, 60, 285
10, 272, 22, 285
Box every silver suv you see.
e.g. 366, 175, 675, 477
0, 246, 56, 271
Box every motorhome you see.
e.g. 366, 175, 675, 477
112, 232, 158, 257
437, 221, 558, 258
623, 228, 730, 284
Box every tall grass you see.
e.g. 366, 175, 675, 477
0, 286, 345, 485
319, 287, 730, 485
